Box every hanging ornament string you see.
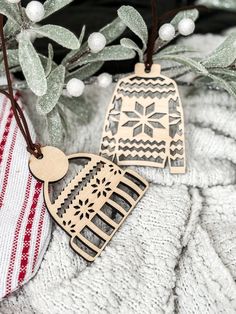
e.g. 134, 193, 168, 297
145, 0, 158, 72
0, 14, 42, 158
0, 15, 149, 263
159, 5, 207, 25
144, 2, 207, 72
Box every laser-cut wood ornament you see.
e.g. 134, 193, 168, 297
100, 63, 186, 174
0, 13, 148, 263
29, 146, 148, 262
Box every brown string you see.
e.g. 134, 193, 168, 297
159, 5, 208, 25
0, 14, 42, 158
145, 0, 158, 72
145, 3, 207, 72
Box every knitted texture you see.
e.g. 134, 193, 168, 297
0, 87, 51, 300
1, 33, 236, 313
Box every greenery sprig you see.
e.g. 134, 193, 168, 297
0, 1, 236, 145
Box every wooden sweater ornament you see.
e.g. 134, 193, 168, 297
100, 63, 186, 174
0, 14, 148, 263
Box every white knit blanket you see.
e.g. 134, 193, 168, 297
1, 34, 236, 313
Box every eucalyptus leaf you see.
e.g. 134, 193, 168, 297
32, 25, 80, 50
157, 54, 208, 75
66, 62, 104, 82
47, 108, 64, 146
4, 18, 20, 37
100, 17, 126, 45
75, 45, 136, 67
171, 9, 199, 28
203, 32, 236, 68
210, 68, 236, 81
208, 73, 236, 97
0, 49, 19, 70
39, 53, 57, 73
9, 66, 21, 73
120, 38, 143, 61
156, 45, 196, 57
79, 25, 86, 45
0, 0, 21, 24
43, 0, 74, 19
118, 5, 148, 50
18, 36, 47, 96
59, 95, 96, 124
194, 76, 213, 87
196, 0, 236, 11
45, 44, 54, 76
37, 65, 65, 114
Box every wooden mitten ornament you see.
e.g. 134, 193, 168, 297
29, 146, 148, 262
100, 63, 186, 174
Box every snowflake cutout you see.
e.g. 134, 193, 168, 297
108, 164, 122, 175
91, 177, 112, 198
62, 219, 77, 233
122, 102, 166, 137
74, 198, 95, 221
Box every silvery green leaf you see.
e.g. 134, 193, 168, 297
66, 62, 104, 81
157, 54, 208, 74
18, 36, 47, 96
196, 0, 236, 11
171, 9, 199, 28
203, 32, 236, 68
43, 0, 74, 19
10, 66, 21, 73
162, 65, 189, 79
0, 49, 19, 70
59, 95, 95, 124
120, 38, 143, 61
155, 45, 196, 57
210, 68, 236, 81
118, 5, 148, 50
47, 108, 64, 146
39, 54, 57, 74
79, 25, 86, 45
208, 73, 236, 97
100, 17, 126, 45
0, 0, 21, 24
37, 65, 65, 114
32, 25, 80, 50
45, 44, 54, 76
76, 45, 135, 67
194, 76, 212, 87
4, 18, 20, 37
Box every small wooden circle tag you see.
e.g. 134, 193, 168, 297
29, 146, 69, 182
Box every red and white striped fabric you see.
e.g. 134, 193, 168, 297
0, 90, 51, 300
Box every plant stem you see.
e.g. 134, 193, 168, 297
66, 48, 90, 71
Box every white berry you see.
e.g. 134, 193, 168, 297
5, 0, 21, 3
158, 23, 175, 41
25, 1, 45, 23
66, 78, 85, 97
97, 73, 112, 88
88, 32, 106, 53
178, 18, 195, 36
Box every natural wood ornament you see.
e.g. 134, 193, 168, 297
100, 63, 186, 174
29, 146, 148, 262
